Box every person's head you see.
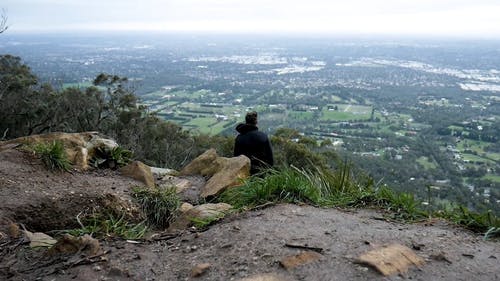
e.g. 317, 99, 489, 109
245, 111, 258, 125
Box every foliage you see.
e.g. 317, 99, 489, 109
31, 141, 71, 172
219, 163, 499, 239
271, 135, 329, 172
220, 167, 323, 208
132, 186, 181, 229
91, 146, 133, 169
67, 213, 147, 240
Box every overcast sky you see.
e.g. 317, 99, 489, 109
3, 0, 500, 37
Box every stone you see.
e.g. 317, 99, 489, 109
23, 230, 58, 248
179, 202, 194, 212
120, 161, 155, 188
179, 149, 251, 198
1, 131, 118, 170
190, 203, 233, 220
150, 167, 178, 179
356, 244, 424, 276
48, 234, 101, 256
191, 263, 211, 277
168, 203, 232, 231
180, 149, 219, 176
280, 251, 322, 270
201, 155, 250, 198
159, 175, 206, 204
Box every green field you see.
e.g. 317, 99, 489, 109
483, 174, 500, 183
289, 111, 314, 120
183, 117, 232, 135
462, 153, 495, 164
320, 104, 372, 121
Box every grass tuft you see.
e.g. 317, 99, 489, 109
67, 212, 148, 240
218, 164, 500, 240
132, 186, 180, 229
32, 141, 71, 172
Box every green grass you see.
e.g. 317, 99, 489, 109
320, 104, 372, 121
132, 187, 181, 229
289, 111, 314, 120
218, 166, 500, 239
462, 153, 495, 164
483, 174, 500, 183
219, 167, 323, 208
67, 213, 148, 240
31, 141, 71, 172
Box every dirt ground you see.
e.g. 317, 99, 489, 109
1, 148, 499, 281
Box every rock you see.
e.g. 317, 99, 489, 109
280, 251, 322, 270
356, 244, 425, 276
179, 149, 250, 198
120, 161, 155, 188
23, 230, 57, 248
150, 167, 178, 179
190, 203, 233, 219
190, 263, 211, 277
238, 273, 292, 281
168, 203, 232, 231
201, 155, 250, 198
179, 202, 194, 212
1, 132, 118, 170
48, 234, 101, 256
159, 175, 206, 204
180, 149, 219, 176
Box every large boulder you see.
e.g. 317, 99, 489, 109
0, 132, 118, 170
180, 149, 250, 198
179, 149, 219, 176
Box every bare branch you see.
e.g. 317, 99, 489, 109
0, 9, 9, 34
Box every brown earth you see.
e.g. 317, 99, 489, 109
1, 149, 499, 281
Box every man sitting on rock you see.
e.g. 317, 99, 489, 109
234, 111, 274, 175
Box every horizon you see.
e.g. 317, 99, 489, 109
2, 0, 500, 39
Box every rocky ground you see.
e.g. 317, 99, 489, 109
0, 143, 499, 281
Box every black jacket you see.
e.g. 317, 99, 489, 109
234, 123, 274, 174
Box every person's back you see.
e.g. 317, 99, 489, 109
234, 112, 273, 174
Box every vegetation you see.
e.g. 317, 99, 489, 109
67, 213, 148, 240
91, 146, 133, 169
0, 55, 232, 169
219, 165, 500, 239
132, 187, 181, 229
31, 141, 71, 172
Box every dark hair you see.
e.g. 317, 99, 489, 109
245, 111, 258, 125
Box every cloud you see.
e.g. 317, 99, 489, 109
3, 0, 500, 36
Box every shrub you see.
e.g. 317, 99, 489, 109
32, 141, 71, 171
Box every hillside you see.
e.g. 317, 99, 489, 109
0, 134, 499, 281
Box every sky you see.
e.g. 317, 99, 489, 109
3, 0, 500, 37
